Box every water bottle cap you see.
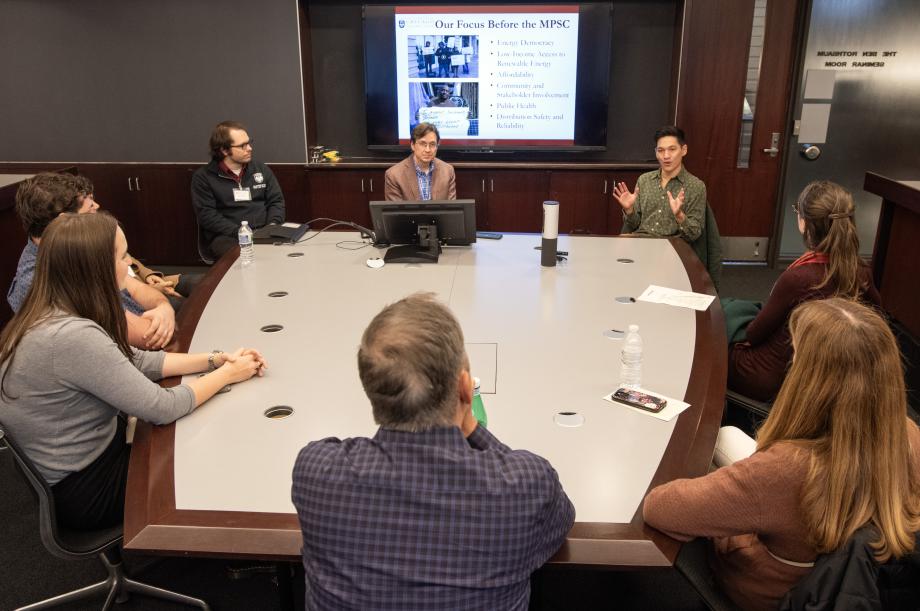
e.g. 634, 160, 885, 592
241, 221, 249, 227
628, 324, 639, 332
472, 376, 481, 390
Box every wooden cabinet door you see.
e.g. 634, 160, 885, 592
78, 165, 201, 265
455, 169, 489, 230
307, 170, 374, 230
131, 167, 200, 265
362, 171, 386, 206
270, 165, 308, 223
606, 171, 646, 236
79, 165, 141, 232
487, 170, 549, 233
549, 171, 611, 235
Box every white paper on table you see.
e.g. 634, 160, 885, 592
637, 284, 715, 311
282, 222, 301, 228
602, 388, 690, 422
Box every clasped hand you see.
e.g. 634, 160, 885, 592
146, 274, 181, 297
214, 348, 268, 383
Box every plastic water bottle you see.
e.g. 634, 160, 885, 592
472, 377, 488, 428
620, 324, 643, 388
238, 221, 254, 266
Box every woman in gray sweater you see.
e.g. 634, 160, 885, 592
0, 212, 266, 530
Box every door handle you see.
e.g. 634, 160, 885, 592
603, 180, 608, 194
361, 179, 365, 193
369, 179, 374, 192
134, 177, 141, 191
127, 177, 133, 192
481, 179, 485, 193
762, 132, 781, 158
490, 179, 494, 193
800, 144, 821, 160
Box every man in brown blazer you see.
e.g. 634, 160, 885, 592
384, 123, 457, 201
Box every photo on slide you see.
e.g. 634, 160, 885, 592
409, 82, 480, 137
408, 35, 479, 79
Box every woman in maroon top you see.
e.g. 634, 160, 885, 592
728, 180, 881, 401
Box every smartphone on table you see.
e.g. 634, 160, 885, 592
612, 387, 667, 413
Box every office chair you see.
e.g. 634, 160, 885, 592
0, 426, 210, 611
722, 390, 772, 437
196, 221, 215, 265
674, 538, 743, 611
691, 204, 723, 294
725, 389, 772, 419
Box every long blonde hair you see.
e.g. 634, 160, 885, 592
757, 298, 920, 561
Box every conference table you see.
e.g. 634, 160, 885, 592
124, 232, 725, 567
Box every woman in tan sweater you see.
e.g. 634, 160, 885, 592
644, 298, 920, 610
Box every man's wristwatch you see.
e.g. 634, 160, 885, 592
208, 350, 223, 371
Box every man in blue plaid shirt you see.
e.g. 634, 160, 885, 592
291, 292, 575, 610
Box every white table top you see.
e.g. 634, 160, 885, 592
174, 233, 697, 524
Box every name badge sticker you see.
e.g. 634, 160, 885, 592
233, 188, 252, 202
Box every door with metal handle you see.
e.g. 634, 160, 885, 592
762, 132, 781, 157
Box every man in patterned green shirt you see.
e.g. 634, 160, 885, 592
613, 125, 706, 243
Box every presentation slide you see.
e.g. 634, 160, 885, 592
394, 6, 579, 146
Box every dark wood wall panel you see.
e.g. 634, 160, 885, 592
273, 167, 310, 223
550, 172, 611, 235
606, 171, 644, 235
487, 171, 551, 232
0, 182, 28, 327
881, 206, 920, 336
305, 170, 380, 229
865, 173, 920, 339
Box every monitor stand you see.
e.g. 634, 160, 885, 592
383, 224, 442, 263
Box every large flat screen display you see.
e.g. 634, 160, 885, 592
364, 4, 612, 151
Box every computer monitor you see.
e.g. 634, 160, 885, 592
369, 199, 477, 263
